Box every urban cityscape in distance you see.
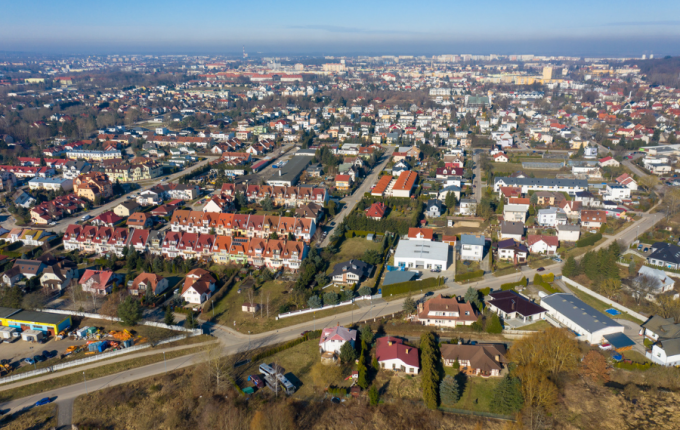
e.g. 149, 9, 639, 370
0, 1, 680, 429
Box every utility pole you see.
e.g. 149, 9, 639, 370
163, 351, 167, 373
83, 371, 88, 394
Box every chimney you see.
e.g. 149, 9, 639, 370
511, 300, 516, 311
405, 348, 409, 354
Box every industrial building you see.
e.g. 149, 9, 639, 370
0, 307, 71, 336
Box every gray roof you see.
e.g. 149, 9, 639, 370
267, 155, 310, 184
541, 293, 622, 333
0, 307, 20, 319
395, 240, 449, 262
501, 221, 525, 236
383, 271, 419, 286
461, 234, 485, 247
658, 338, 680, 357
330, 260, 374, 278
557, 224, 580, 232
8, 310, 70, 325
494, 177, 588, 189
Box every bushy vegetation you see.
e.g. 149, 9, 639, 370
454, 270, 485, 282
381, 277, 442, 297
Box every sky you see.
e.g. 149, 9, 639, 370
1, 0, 680, 57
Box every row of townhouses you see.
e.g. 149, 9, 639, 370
169, 210, 316, 242
220, 183, 329, 207
62, 225, 308, 271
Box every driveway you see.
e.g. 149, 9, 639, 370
615, 318, 646, 355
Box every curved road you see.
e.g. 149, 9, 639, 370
0, 185, 665, 427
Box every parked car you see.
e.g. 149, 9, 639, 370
33, 355, 45, 363
536, 267, 545, 272
23, 357, 35, 365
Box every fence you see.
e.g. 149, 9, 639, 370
38, 309, 203, 335
561, 276, 648, 322
0, 332, 202, 385
276, 295, 372, 320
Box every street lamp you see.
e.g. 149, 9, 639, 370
163, 351, 167, 374
83, 371, 88, 394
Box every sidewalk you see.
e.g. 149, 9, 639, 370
0, 339, 217, 392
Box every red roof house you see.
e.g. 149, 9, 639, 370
365, 202, 387, 220
376, 337, 420, 374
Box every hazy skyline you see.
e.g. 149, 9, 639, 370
2, 0, 679, 57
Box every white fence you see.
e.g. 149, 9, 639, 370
39, 309, 203, 335
276, 295, 373, 320
561, 276, 648, 322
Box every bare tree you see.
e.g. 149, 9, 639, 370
266, 291, 271, 319
247, 288, 255, 318
631, 274, 660, 304
196, 345, 232, 393
663, 188, 680, 220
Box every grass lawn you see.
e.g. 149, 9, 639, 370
237, 336, 339, 400
622, 349, 651, 364
327, 237, 383, 274
491, 163, 559, 178
0, 404, 57, 430
566, 282, 644, 325
493, 265, 522, 277
0, 345, 206, 403
456, 260, 481, 275
559, 237, 607, 260
516, 320, 553, 331
528, 256, 557, 269
440, 370, 500, 413
213, 278, 360, 334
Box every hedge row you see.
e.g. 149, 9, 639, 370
381, 277, 441, 297
533, 274, 559, 293
328, 387, 348, 397
500, 276, 527, 291
454, 270, 485, 282
576, 233, 602, 247
479, 287, 491, 296
614, 361, 652, 371
345, 230, 376, 238
250, 329, 322, 363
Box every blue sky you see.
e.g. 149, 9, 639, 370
1, 0, 679, 56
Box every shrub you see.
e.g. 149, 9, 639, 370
381, 277, 441, 297
478, 287, 491, 296
358, 286, 372, 296
328, 387, 347, 397
454, 270, 484, 282
500, 276, 527, 291
577, 232, 602, 247
614, 361, 652, 371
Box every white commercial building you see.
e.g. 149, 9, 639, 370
540, 293, 624, 344
394, 239, 449, 270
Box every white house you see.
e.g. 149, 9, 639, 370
493, 153, 509, 163
537, 207, 566, 227
636, 265, 675, 295
557, 224, 580, 242
527, 235, 558, 255
376, 337, 420, 374
460, 234, 485, 262
603, 184, 631, 202
503, 204, 529, 223
318, 325, 357, 354
540, 293, 625, 344
598, 156, 620, 168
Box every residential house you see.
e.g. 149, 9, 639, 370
91, 211, 124, 227
181, 268, 216, 304
376, 337, 419, 374
487, 290, 547, 323
636, 265, 675, 295
426, 199, 443, 218
557, 224, 581, 242
415, 295, 477, 327
407, 227, 434, 241
616, 173, 638, 191
394, 239, 448, 270
365, 202, 387, 220
13, 190, 36, 208
647, 242, 680, 270
12, 259, 45, 279
127, 212, 154, 229
527, 235, 559, 254
581, 210, 607, 229
500, 221, 524, 241
79, 270, 119, 296
330, 260, 374, 285
496, 239, 529, 264
440, 344, 508, 377
335, 174, 352, 190
129, 273, 169, 296
460, 234, 485, 261
40, 259, 78, 292
319, 325, 357, 354
113, 201, 141, 217
503, 204, 529, 223
459, 199, 478, 216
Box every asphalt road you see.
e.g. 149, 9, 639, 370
319, 146, 395, 247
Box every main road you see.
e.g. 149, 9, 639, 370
319, 146, 395, 247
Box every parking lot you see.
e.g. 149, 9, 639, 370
0, 336, 91, 373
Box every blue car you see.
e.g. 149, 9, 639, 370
24, 357, 35, 365
35, 398, 51, 406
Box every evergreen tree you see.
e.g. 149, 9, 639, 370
444, 191, 456, 214
562, 255, 578, 277
486, 314, 503, 334
403, 295, 417, 314
490, 374, 524, 414
439, 375, 460, 405
360, 324, 374, 345
357, 357, 368, 389
368, 384, 380, 406
164, 306, 175, 326
118, 297, 142, 326
339, 341, 357, 363
464, 287, 481, 310
582, 251, 599, 280
420, 332, 440, 409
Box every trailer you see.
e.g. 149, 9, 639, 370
0, 326, 18, 342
